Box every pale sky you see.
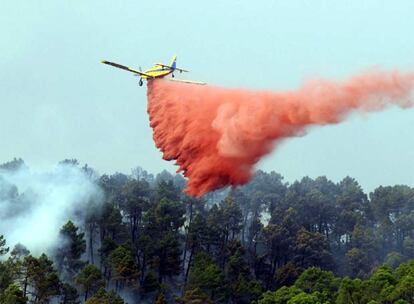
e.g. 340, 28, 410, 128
1, 1, 413, 192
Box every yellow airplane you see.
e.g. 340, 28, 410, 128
101, 55, 206, 86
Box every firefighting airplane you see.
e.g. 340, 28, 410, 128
101, 55, 206, 86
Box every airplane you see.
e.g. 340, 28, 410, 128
101, 55, 206, 86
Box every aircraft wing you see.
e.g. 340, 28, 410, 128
167, 78, 206, 85
101, 60, 153, 77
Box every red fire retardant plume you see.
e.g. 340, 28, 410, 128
147, 70, 414, 197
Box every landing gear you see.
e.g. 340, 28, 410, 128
172, 73, 175, 78
139, 78, 143, 86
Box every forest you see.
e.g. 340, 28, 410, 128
0, 158, 414, 304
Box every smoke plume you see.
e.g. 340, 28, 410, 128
147, 69, 414, 197
0, 164, 103, 255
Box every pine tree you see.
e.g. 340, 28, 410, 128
84, 288, 124, 304
0, 284, 28, 304
110, 245, 139, 290
76, 264, 104, 300
0, 235, 9, 256
55, 221, 86, 278
23, 254, 61, 303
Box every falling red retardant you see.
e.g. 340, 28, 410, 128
147, 70, 414, 197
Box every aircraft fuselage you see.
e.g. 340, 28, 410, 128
141, 65, 173, 79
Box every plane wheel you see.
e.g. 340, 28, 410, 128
172, 74, 175, 78
139, 79, 143, 86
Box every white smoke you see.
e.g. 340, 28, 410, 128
0, 164, 103, 255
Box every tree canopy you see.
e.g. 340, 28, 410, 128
1, 160, 414, 303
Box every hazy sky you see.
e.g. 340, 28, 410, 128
1, 1, 413, 192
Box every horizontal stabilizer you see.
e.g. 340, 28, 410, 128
167, 78, 206, 85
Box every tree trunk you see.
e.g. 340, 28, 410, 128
182, 201, 194, 269
184, 246, 194, 285
89, 223, 95, 264
141, 255, 146, 282
23, 275, 28, 298
267, 255, 278, 289
158, 266, 163, 284
241, 212, 249, 245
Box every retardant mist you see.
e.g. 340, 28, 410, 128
147, 70, 414, 197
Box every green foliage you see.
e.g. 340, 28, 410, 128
294, 228, 334, 270
255, 261, 414, 304
10, 243, 30, 261
142, 198, 185, 282
99, 237, 118, 280
0, 284, 27, 304
156, 179, 181, 202
110, 244, 139, 287
55, 220, 86, 277
257, 286, 302, 304
155, 292, 167, 304
384, 251, 406, 269
23, 253, 61, 303
118, 178, 151, 242
220, 196, 243, 240
336, 277, 365, 304
0, 260, 13, 291
224, 242, 262, 303
394, 300, 409, 304
142, 272, 160, 292
58, 159, 80, 167
61, 283, 80, 304
151, 198, 186, 232
226, 243, 250, 282
366, 265, 396, 300
287, 292, 322, 304
294, 267, 339, 302
176, 288, 214, 304
389, 275, 414, 303
2, 162, 414, 303
0, 235, 9, 256
84, 288, 124, 304
187, 252, 227, 302
274, 262, 301, 288
99, 203, 125, 242
231, 277, 263, 304
345, 248, 370, 278
76, 264, 104, 300
0, 158, 26, 171
156, 231, 182, 278
333, 261, 414, 303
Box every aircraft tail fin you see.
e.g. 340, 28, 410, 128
170, 55, 177, 69
154, 55, 188, 72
